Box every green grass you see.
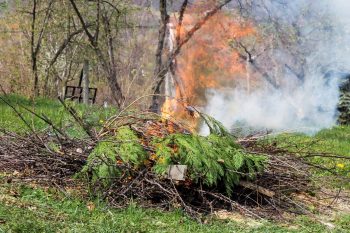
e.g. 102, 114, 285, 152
271, 126, 350, 156
266, 126, 350, 180
0, 182, 349, 233
0, 94, 117, 137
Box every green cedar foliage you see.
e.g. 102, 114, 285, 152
115, 126, 147, 165
199, 112, 231, 136
152, 133, 266, 195
81, 115, 266, 195
80, 140, 119, 186
80, 126, 147, 186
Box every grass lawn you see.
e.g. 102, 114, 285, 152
0, 94, 117, 137
1, 95, 350, 232
265, 126, 350, 181
1, 182, 349, 233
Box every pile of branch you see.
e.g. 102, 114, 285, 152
0, 101, 348, 221
83, 113, 324, 220
0, 130, 89, 184
101, 152, 311, 220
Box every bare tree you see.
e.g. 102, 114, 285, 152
42, 1, 92, 97
69, 0, 125, 107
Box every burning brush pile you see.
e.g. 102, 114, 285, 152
0, 106, 325, 220
82, 111, 323, 220
1, 92, 348, 221
83, 112, 268, 216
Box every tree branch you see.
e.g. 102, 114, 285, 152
34, 0, 55, 56
176, 0, 188, 46
69, 0, 95, 44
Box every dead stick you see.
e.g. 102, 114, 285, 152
239, 181, 275, 198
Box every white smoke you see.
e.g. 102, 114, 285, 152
202, 0, 350, 135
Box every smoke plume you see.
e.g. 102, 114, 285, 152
201, 0, 350, 134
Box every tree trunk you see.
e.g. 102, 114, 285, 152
32, 57, 40, 97
106, 68, 124, 107
31, 0, 39, 98
150, 0, 169, 113
82, 60, 90, 104
30, 0, 55, 98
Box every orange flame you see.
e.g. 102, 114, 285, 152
161, 1, 256, 131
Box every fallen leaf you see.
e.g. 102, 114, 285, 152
87, 202, 95, 212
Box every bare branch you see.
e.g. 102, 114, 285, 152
69, 0, 95, 44
176, 0, 189, 46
